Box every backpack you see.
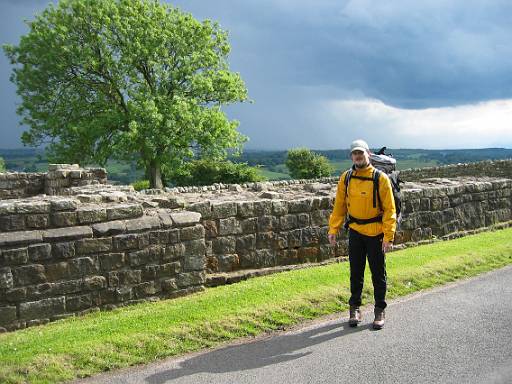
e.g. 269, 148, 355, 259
344, 146, 403, 229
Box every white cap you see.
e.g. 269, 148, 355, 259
350, 139, 370, 153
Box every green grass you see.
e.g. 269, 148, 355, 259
1, 228, 512, 383
256, 167, 291, 180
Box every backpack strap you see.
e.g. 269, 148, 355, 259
373, 169, 381, 210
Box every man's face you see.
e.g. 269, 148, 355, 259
351, 150, 370, 169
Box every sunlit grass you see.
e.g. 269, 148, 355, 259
0, 228, 511, 384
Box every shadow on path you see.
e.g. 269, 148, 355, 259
146, 320, 370, 383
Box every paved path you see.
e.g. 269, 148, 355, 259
78, 265, 512, 384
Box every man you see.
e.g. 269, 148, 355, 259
328, 139, 396, 330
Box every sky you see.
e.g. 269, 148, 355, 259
1, 0, 511, 150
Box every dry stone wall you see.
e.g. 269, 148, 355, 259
0, 164, 107, 200
0, 160, 511, 332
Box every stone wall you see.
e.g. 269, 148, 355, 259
0, 197, 206, 331
1, 160, 511, 332
1, 173, 511, 332
399, 159, 512, 181
0, 164, 107, 200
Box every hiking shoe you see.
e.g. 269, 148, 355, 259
373, 307, 385, 330
348, 306, 361, 327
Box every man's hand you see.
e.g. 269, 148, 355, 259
382, 241, 393, 253
328, 234, 337, 246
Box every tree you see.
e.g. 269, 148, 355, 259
0, 157, 5, 172
285, 147, 332, 179
4, 0, 248, 188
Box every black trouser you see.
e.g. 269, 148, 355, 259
348, 229, 387, 310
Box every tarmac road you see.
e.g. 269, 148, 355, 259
77, 265, 512, 384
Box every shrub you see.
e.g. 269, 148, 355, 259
132, 179, 150, 191
285, 148, 332, 179
171, 160, 265, 186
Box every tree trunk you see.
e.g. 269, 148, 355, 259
148, 160, 164, 189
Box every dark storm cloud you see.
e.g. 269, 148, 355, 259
1, 0, 511, 149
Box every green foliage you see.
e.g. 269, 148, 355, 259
131, 179, 150, 191
4, 0, 248, 188
0, 157, 5, 172
171, 159, 264, 186
285, 147, 332, 179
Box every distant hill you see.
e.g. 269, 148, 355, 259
1, 147, 511, 182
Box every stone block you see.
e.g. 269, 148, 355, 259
15, 201, 51, 214
108, 270, 141, 287
272, 200, 288, 216
0, 267, 13, 289
142, 262, 180, 280
0, 215, 25, 231
125, 216, 161, 233
161, 278, 178, 292
253, 200, 272, 216
203, 220, 218, 238
157, 209, 174, 228
280, 214, 298, 230
106, 204, 143, 220
163, 243, 185, 261
152, 196, 185, 209
297, 213, 310, 227
51, 211, 78, 227
77, 208, 107, 224
0, 202, 16, 215
217, 254, 239, 272
237, 201, 255, 218
302, 227, 321, 246
255, 232, 273, 249
92, 220, 126, 237
66, 294, 92, 311
254, 249, 276, 268
257, 216, 278, 232
310, 210, 330, 226
113, 234, 144, 251
52, 279, 83, 295
76, 238, 113, 255
128, 246, 162, 266
43, 226, 93, 242
168, 229, 180, 244
50, 198, 79, 211
240, 218, 258, 233
0, 306, 17, 327
68, 257, 100, 278
13, 264, 46, 285
25, 214, 50, 229
180, 225, 206, 241
218, 217, 240, 236
133, 282, 158, 298
287, 229, 303, 248
2, 247, 29, 265
45, 262, 70, 282
211, 202, 237, 219
288, 198, 313, 213
235, 234, 256, 253
170, 211, 202, 227
212, 237, 236, 254
52, 242, 75, 259
183, 240, 207, 271
19, 297, 65, 320
28, 243, 52, 261
175, 271, 206, 288
187, 201, 212, 220
3, 287, 26, 302
149, 230, 169, 244
99, 253, 125, 271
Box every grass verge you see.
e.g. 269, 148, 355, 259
1, 228, 511, 383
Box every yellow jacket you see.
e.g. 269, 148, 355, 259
328, 165, 396, 242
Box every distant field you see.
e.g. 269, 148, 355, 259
257, 167, 290, 180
